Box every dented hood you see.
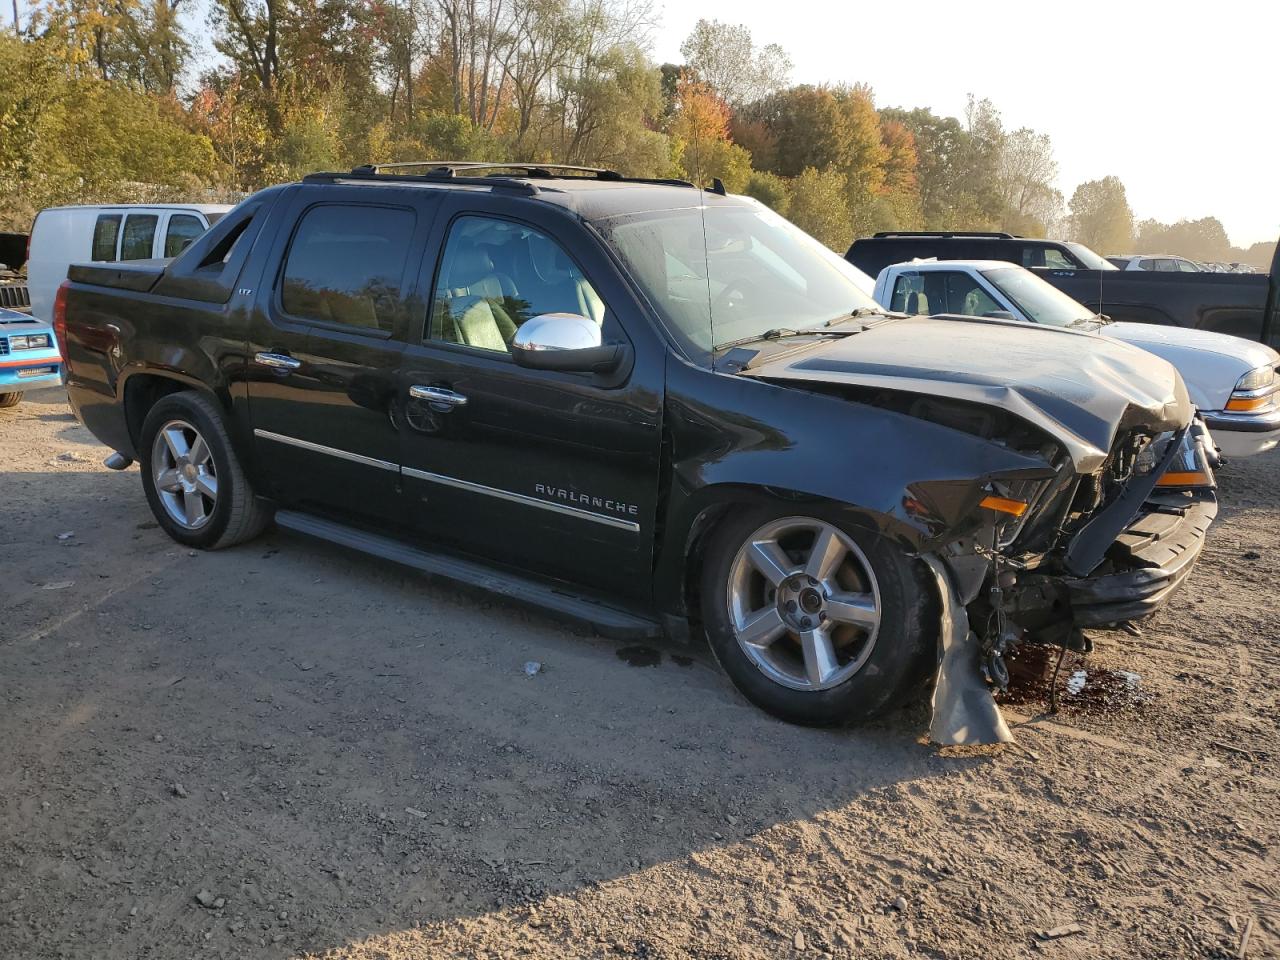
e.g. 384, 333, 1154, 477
744, 315, 1192, 472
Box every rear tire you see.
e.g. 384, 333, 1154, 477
700, 506, 936, 726
0, 392, 22, 408
138, 390, 271, 549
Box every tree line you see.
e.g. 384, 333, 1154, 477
0, 2, 1273, 267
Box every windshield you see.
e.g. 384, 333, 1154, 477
982, 267, 1096, 327
1064, 241, 1116, 271
593, 201, 881, 356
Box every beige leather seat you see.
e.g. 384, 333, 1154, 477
440, 244, 519, 349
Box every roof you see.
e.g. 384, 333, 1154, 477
885, 259, 1019, 272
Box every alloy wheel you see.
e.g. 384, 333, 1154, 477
151, 419, 218, 530
726, 517, 882, 692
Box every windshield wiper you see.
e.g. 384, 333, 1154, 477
715, 322, 865, 351
824, 306, 891, 327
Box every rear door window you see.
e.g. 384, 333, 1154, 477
91, 214, 121, 261
280, 204, 415, 332
164, 214, 205, 257
120, 214, 158, 260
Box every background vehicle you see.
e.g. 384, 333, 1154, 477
0, 306, 62, 407
56, 163, 1216, 742
846, 231, 1280, 344
27, 203, 230, 322
0, 231, 30, 312
873, 259, 1280, 458
1110, 254, 1205, 272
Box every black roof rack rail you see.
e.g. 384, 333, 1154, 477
303, 161, 698, 193
360, 160, 622, 178
302, 165, 541, 196
361, 161, 698, 189
872, 230, 1020, 239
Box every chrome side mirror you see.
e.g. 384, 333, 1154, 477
510, 313, 627, 374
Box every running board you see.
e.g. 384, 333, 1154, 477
274, 510, 662, 640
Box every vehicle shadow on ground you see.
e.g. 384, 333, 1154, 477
0, 464, 994, 959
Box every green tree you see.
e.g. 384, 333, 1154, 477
678, 18, 790, 106
1067, 176, 1134, 254
787, 166, 852, 252
1134, 217, 1232, 262
882, 104, 1003, 229
743, 170, 789, 215
996, 127, 1061, 236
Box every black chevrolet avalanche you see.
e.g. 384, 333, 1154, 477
57, 163, 1218, 742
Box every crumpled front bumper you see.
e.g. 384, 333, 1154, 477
1066, 496, 1218, 626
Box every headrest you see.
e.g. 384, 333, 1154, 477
450, 244, 495, 287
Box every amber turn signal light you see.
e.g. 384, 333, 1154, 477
979, 495, 1029, 517
1155, 470, 1213, 487
1225, 395, 1271, 412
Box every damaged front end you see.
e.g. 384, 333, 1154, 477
926, 421, 1219, 745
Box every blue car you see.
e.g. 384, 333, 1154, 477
0, 306, 62, 407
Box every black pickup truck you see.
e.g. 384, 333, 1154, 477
57, 162, 1218, 744
846, 231, 1280, 345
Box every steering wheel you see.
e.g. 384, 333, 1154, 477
712, 278, 758, 315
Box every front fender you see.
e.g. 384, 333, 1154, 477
653, 358, 1054, 616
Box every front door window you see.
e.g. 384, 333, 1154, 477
429, 215, 607, 352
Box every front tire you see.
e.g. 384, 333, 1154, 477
0, 392, 23, 408
138, 390, 271, 549
700, 507, 936, 726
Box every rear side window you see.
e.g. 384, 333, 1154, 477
120, 214, 158, 260
91, 214, 121, 261
164, 214, 205, 257
281, 204, 415, 332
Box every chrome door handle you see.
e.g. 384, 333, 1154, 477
255, 352, 301, 371
409, 385, 468, 407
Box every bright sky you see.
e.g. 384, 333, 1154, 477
652, 0, 1280, 247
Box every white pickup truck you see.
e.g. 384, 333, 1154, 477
872, 259, 1280, 458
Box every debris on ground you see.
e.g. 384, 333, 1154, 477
1038, 922, 1087, 940
524, 660, 542, 676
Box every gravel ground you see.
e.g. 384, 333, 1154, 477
1, 384, 1277, 960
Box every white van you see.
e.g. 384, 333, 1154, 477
27, 204, 232, 321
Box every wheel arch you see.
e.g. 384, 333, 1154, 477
119, 369, 252, 471
656, 482, 925, 634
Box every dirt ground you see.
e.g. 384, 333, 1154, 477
1, 384, 1277, 960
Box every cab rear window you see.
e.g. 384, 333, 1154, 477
280, 204, 415, 332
